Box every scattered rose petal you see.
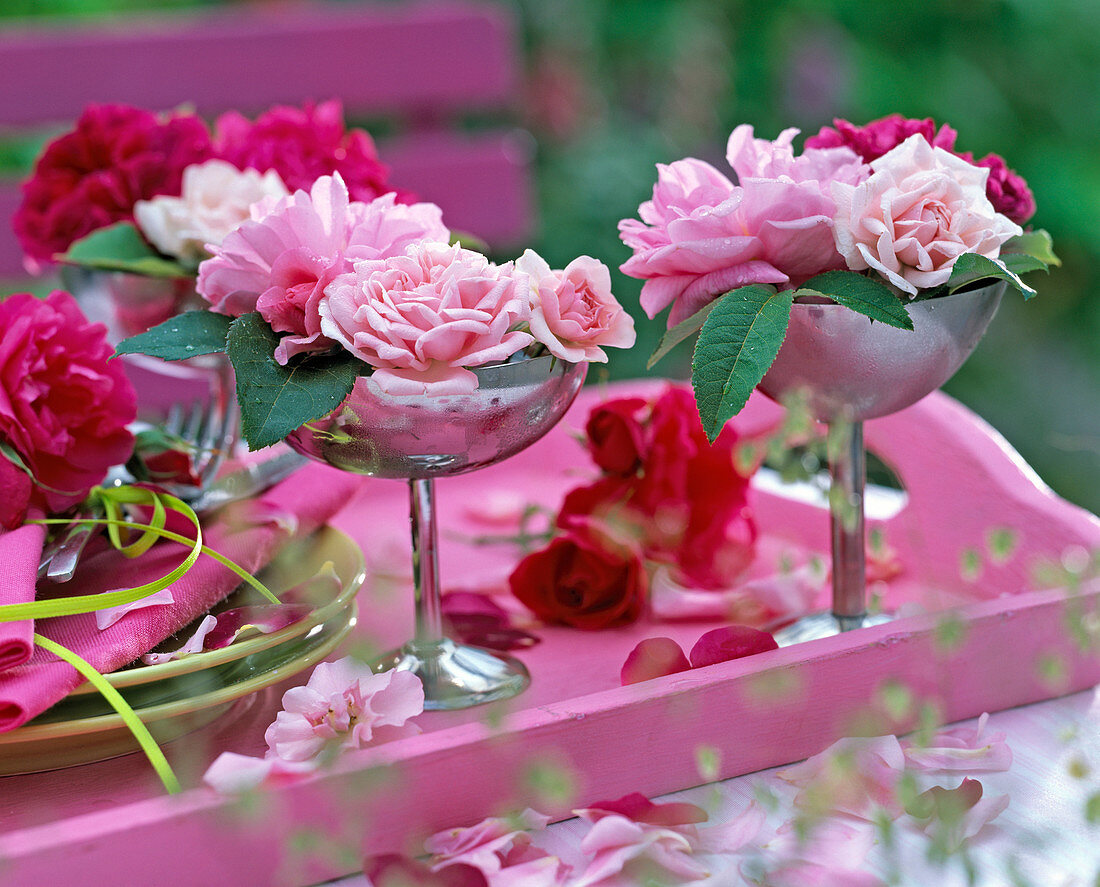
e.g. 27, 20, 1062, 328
579, 793, 707, 827
649, 563, 823, 626
198, 603, 313, 650
903, 713, 1013, 772
572, 814, 708, 886
365, 855, 489, 887
427, 809, 550, 873
443, 591, 541, 652
778, 735, 907, 819
757, 817, 883, 887
620, 639, 691, 685
463, 490, 530, 527
142, 615, 218, 664
96, 588, 175, 630
202, 751, 316, 794
688, 625, 778, 669
907, 778, 1009, 851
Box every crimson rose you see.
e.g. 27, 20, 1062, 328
13, 104, 212, 268
0, 292, 136, 527
509, 530, 647, 630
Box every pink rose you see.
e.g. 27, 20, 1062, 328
0, 292, 136, 525
319, 242, 533, 395
197, 173, 448, 363
832, 135, 1023, 295
726, 124, 865, 186
13, 104, 213, 268
515, 250, 635, 362
133, 159, 289, 263
619, 155, 845, 327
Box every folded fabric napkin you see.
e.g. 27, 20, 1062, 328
0, 524, 47, 673
0, 464, 362, 732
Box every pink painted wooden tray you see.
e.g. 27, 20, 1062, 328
2, 381, 1098, 886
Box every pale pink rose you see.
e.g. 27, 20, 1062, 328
778, 735, 907, 819
619, 158, 844, 327
902, 712, 1013, 772
726, 125, 866, 187
832, 134, 1023, 296
320, 242, 533, 395
264, 656, 424, 762
133, 160, 289, 264
197, 173, 448, 363
515, 250, 635, 363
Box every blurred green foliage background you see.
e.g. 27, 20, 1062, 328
3, 0, 1098, 512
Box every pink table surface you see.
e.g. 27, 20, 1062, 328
1, 379, 1098, 886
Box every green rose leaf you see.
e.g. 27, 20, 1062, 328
794, 270, 914, 330
647, 297, 724, 370
948, 253, 1037, 300
1002, 229, 1060, 267
115, 310, 234, 361
691, 285, 793, 442
57, 222, 192, 279
226, 313, 361, 451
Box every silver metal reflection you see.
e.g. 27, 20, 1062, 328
762, 283, 1004, 643
287, 355, 588, 709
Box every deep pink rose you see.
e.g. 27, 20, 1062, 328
809, 115, 1035, 223
214, 99, 412, 204
833, 135, 1023, 295
973, 152, 1037, 225
515, 250, 635, 362
0, 292, 136, 524
197, 174, 448, 363
806, 113, 959, 160
13, 104, 212, 268
619, 150, 847, 326
320, 242, 533, 395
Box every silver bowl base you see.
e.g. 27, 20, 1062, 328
774, 611, 894, 646
377, 638, 530, 711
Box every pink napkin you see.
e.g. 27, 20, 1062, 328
0, 524, 47, 673
0, 464, 362, 732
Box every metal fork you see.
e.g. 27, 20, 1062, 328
37, 395, 239, 583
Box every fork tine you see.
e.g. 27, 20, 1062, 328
163, 401, 185, 436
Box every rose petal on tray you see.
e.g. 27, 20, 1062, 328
620, 638, 691, 685
688, 625, 778, 669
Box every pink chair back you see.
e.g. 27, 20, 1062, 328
0, 1, 532, 283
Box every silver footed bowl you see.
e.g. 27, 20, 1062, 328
758, 282, 1005, 422
286, 355, 588, 478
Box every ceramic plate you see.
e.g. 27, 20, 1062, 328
0, 526, 364, 775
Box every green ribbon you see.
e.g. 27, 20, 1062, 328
0, 484, 282, 794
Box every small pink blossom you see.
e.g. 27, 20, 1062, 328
778, 735, 907, 819
264, 657, 424, 762
202, 751, 316, 794
197, 173, 448, 363
320, 242, 533, 395
133, 159, 289, 263
515, 250, 635, 363
902, 712, 1013, 772
832, 134, 1022, 296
